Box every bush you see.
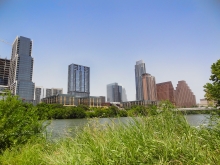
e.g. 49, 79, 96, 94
0, 93, 44, 151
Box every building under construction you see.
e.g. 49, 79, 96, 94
0, 58, 10, 86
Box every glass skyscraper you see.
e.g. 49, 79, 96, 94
135, 60, 146, 100
68, 63, 90, 97
107, 83, 122, 102
8, 36, 35, 102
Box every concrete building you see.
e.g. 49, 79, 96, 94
99, 96, 106, 104
35, 86, 44, 104
175, 81, 196, 107
199, 99, 215, 107
122, 100, 158, 109
41, 94, 102, 107
68, 64, 90, 97
8, 36, 35, 102
0, 58, 10, 86
107, 83, 122, 102
142, 73, 157, 101
122, 88, 127, 102
135, 60, 146, 100
45, 88, 63, 97
156, 81, 175, 104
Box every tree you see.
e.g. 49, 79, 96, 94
204, 59, 220, 107
0, 93, 44, 150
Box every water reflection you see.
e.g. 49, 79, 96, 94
46, 114, 210, 140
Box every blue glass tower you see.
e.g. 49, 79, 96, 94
68, 64, 90, 97
8, 36, 35, 102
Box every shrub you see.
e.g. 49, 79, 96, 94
0, 93, 44, 151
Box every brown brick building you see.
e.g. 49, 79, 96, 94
156, 81, 196, 107
174, 81, 196, 108
156, 81, 175, 104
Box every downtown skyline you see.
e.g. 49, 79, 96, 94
1, 0, 220, 102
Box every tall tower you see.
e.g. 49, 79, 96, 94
8, 36, 35, 102
142, 73, 157, 101
35, 86, 44, 104
68, 63, 90, 97
107, 83, 122, 102
135, 60, 146, 100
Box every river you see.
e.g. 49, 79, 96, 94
45, 114, 210, 140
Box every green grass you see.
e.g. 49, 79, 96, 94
1, 109, 220, 164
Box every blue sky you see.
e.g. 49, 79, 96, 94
0, 0, 220, 102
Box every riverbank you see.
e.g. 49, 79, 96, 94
1, 109, 220, 164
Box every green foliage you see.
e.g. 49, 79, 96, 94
2, 101, 220, 164
204, 59, 220, 106
0, 93, 44, 151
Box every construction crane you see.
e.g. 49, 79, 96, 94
0, 39, 12, 46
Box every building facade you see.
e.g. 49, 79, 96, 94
68, 64, 90, 97
0, 58, 10, 86
122, 100, 158, 109
35, 86, 44, 104
41, 94, 102, 107
122, 88, 127, 102
174, 81, 196, 107
135, 60, 146, 100
142, 73, 157, 101
45, 88, 63, 97
156, 81, 175, 104
107, 83, 122, 102
8, 36, 35, 102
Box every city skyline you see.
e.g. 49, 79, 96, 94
1, 0, 220, 102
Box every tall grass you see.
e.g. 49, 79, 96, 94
1, 109, 220, 164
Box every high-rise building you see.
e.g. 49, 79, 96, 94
0, 58, 10, 86
45, 88, 63, 97
122, 88, 127, 102
142, 73, 157, 101
135, 60, 146, 100
156, 81, 175, 104
8, 36, 35, 102
174, 80, 196, 107
107, 83, 122, 102
35, 86, 44, 104
68, 64, 90, 97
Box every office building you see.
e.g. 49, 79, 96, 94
135, 60, 146, 100
156, 81, 175, 104
45, 88, 63, 97
68, 64, 90, 97
142, 73, 157, 101
35, 86, 44, 104
174, 80, 196, 107
42, 94, 102, 107
0, 58, 10, 86
122, 100, 158, 109
122, 88, 127, 102
8, 36, 35, 102
107, 83, 122, 102
99, 96, 106, 104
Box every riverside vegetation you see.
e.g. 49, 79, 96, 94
1, 93, 220, 164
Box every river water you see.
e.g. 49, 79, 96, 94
45, 114, 210, 139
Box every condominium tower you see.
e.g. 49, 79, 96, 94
175, 81, 196, 107
135, 60, 146, 100
8, 36, 35, 102
68, 64, 90, 97
107, 83, 122, 102
142, 73, 157, 101
35, 86, 44, 104
45, 88, 63, 97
